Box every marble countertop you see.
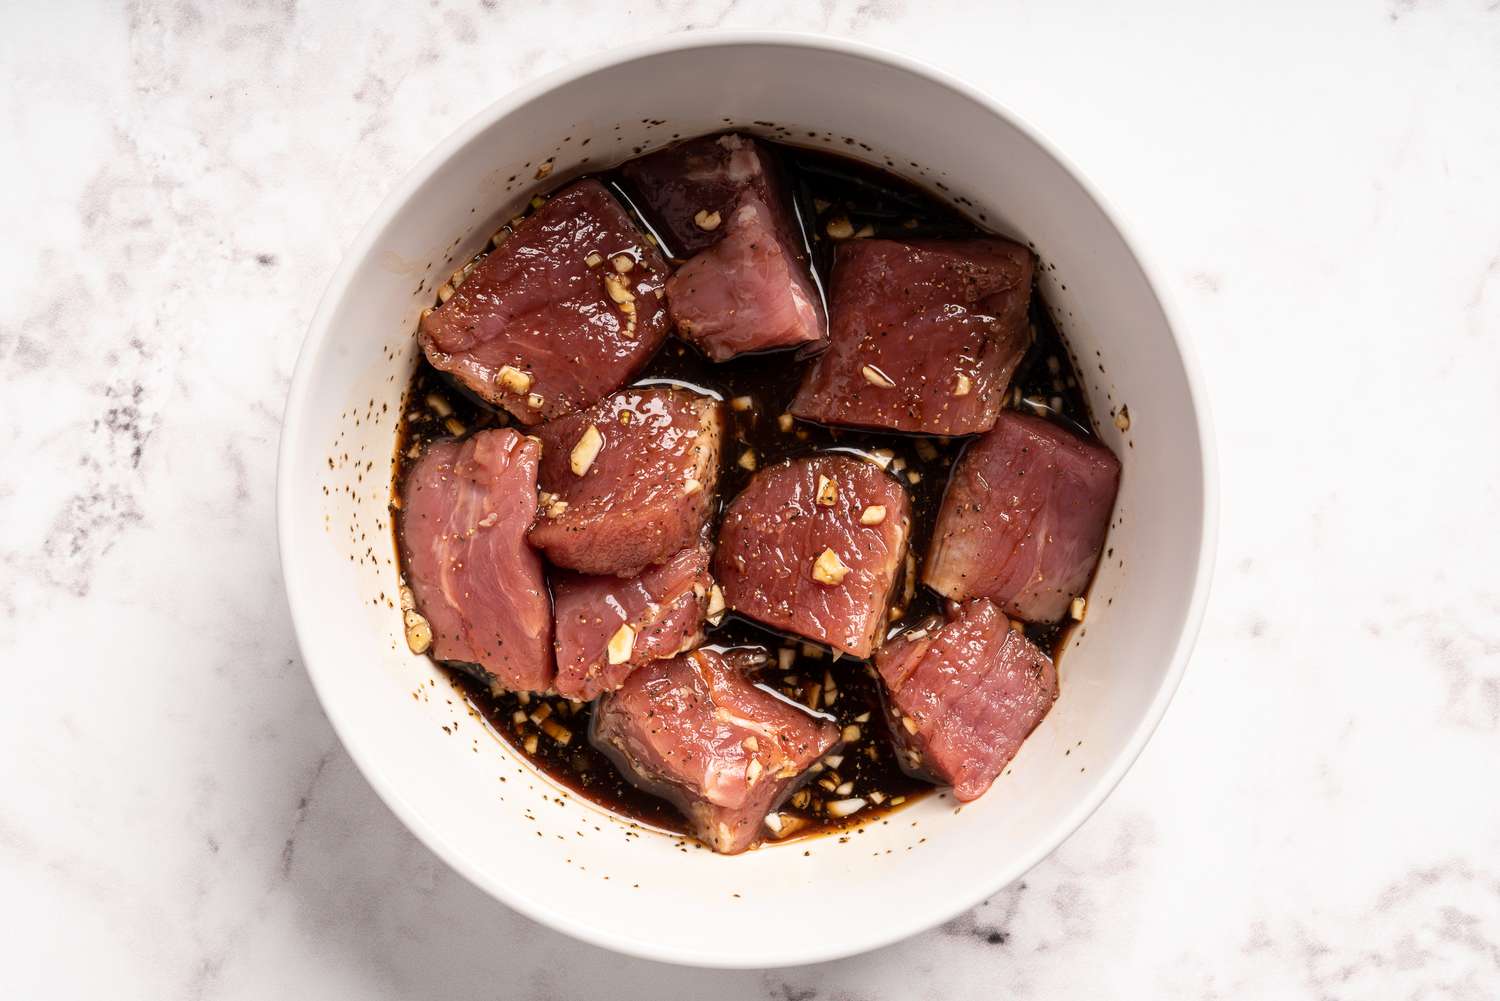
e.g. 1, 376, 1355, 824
4, 2, 1498, 997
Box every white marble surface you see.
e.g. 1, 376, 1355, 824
2, 1, 1498, 996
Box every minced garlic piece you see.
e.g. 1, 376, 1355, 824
825, 216, 854, 239
737, 449, 757, 471
570, 424, 603, 476
730, 395, 753, 412
606, 623, 636, 665
603, 272, 635, 305
584, 251, 603, 268
812, 548, 850, 585
403, 609, 432, 654
777, 413, 794, 432
826, 798, 866, 818
842, 724, 861, 743
683, 477, 702, 496
526, 392, 545, 411
611, 254, 634, 273
497, 365, 533, 395
706, 584, 726, 624
816, 474, 838, 506
861, 364, 895, 388
1115, 405, 1131, 431
1070, 596, 1087, 621
954, 372, 973, 396
860, 505, 886, 525
694, 209, 722, 231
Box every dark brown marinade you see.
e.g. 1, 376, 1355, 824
391, 137, 1095, 844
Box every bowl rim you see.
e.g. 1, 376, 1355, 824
276, 29, 1219, 968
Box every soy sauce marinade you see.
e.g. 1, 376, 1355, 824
393, 139, 1094, 843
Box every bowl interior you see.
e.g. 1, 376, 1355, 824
278, 37, 1211, 967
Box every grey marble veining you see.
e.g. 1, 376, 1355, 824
2, 1, 1498, 997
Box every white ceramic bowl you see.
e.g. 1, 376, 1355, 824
277, 32, 1216, 968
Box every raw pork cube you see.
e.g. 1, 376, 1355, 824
875, 599, 1057, 801
621, 133, 826, 359
714, 454, 910, 658
665, 197, 826, 361
529, 386, 724, 576
924, 411, 1120, 623
620, 132, 796, 256
551, 544, 714, 700
790, 238, 1034, 435
398, 429, 553, 692
592, 648, 840, 854
419, 179, 671, 424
